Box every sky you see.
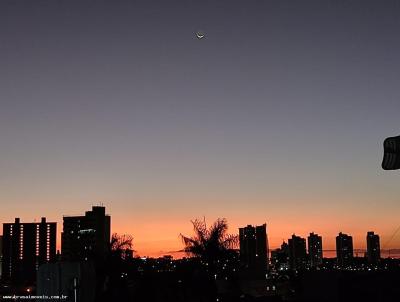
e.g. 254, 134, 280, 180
1, 0, 400, 257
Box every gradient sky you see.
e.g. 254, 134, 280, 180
1, 0, 400, 257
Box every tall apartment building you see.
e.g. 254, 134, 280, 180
288, 234, 307, 270
0, 235, 3, 279
366, 231, 380, 264
2, 218, 56, 283
308, 232, 323, 267
239, 224, 269, 276
336, 232, 353, 267
61, 206, 111, 262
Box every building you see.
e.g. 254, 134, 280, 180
2, 218, 56, 283
0, 235, 3, 279
270, 241, 289, 271
288, 234, 307, 270
336, 232, 353, 267
308, 232, 323, 267
61, 206, 111, 262
366, 231, 380, 264
37, 261, 96, 302
239, 224, 269, 276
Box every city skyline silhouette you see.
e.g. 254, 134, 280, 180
1, 0, 400, 259
1, 206, 400, 259
2, 1, 400, 301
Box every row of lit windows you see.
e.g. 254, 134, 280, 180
7, 224, 53, 261
4, 223, 55, 276
19, 226, 24, 260
47, 226, 51, 261
36, 228, 40, 256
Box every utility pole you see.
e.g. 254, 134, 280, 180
73, 277, 78, 302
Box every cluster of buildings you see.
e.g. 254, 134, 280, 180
0, 210, 385, 293
0, 206, 111, 285
237, 224, 382, 275
270, 231, 381, 271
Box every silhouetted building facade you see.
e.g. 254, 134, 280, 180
288, 234, 307, 270
271, 241, 289, 271
0, 235, 3, 279
37, 261, 96, 302
2, 218, 56, 283
239, 224, 269, 276
61, 206, 110, 262
308, 232, 323, 267
366, 231, 380, 264
336, 232, 353, 267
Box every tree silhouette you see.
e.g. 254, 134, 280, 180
98, 233, 134, 301
110, 233, 134, 259
180, 218, 238, 265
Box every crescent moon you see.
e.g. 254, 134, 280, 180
196, 32, 205, 39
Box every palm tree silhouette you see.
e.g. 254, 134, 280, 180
98, 233, 134, 301
180, 218, 238, 266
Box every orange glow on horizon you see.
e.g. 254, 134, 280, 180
111, 216, 400, 259
2, 203, 399, 259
